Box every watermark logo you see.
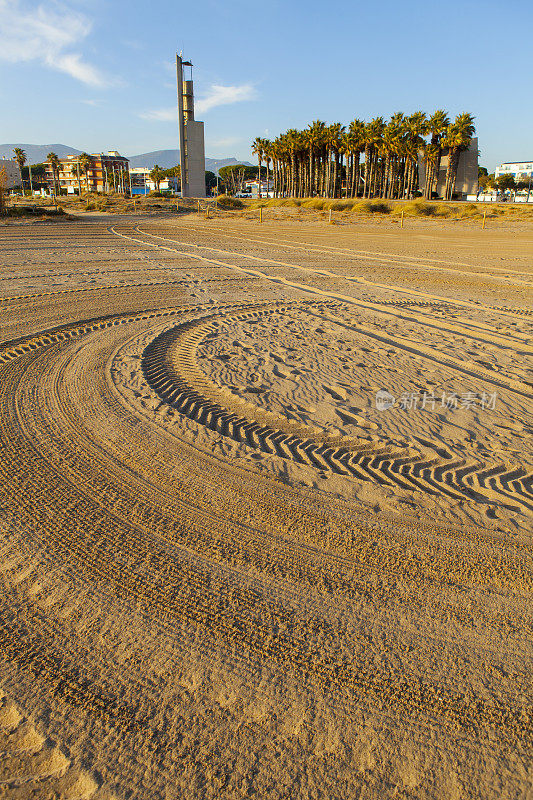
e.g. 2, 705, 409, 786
375, 389, 396, 411
375, 389, 498, 411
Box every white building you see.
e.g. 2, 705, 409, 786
495, 160, 533, 182
237, 179, 274, 198
0, 158, 22, 189
130, 167, 180, 195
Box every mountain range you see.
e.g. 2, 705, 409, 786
0, 144, 252, 174
128, 150, 252, 172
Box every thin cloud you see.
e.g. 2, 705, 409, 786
196, 83, 257, 114
0, 0, 116, 87
140, 82, 257, 122
140, 108, 176, 122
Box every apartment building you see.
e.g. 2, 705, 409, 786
495, 160, 533, 182
45, 151, 130, 194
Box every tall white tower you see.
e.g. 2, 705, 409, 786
176, 56, 206, 198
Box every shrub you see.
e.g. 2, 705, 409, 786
301, 198, 327, 210
216, 194, 244, 209
394, 200, 446, 217
351, 199, 391, 214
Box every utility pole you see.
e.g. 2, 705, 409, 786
28, 165, 33, 195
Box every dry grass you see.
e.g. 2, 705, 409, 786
246, 196, 533, 222
7, 192, 533, 225
0, 204, 68, 221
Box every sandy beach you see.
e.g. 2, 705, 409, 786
0, 211, 531, 799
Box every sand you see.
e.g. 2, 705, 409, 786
0, 213, 531, 799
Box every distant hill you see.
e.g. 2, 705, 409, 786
0, 143, 82, 164
206, 156, 253, 175
2, 144, 252, 174
128, 150, 252, 173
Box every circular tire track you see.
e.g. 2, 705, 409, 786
140, 304, 533, 513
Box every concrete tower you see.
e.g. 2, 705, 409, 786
176, 56, 206, 198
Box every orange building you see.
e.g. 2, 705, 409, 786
45, 151, 130, 194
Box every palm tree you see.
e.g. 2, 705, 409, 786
251, 137, 263, 197
423, 110, 449, 198
13, 148, 26, 193
78, 153, 92, 194
442, 113, 475, 200
305, 120, 326, 197
284, 129, 299, 198
342, 119, 365, 197
402, 112, 427, 199
251, 108, 474, 201
149, 164, 165, 191
47, 152, 60, 196
263, 139, 272, 197
380, 113, 404, 199
325, 123, 345, 197
362, 117, 384, 197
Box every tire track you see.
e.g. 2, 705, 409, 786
140, 305, 533, 513
110, 226, 533, 391
149, 219, 533, 280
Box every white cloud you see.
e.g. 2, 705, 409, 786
140, 82, 257, 122
196, 83, 257, 114
0, 0, 115, 87
139, 107, 176, 122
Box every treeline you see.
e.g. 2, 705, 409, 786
252, 112, 475, 201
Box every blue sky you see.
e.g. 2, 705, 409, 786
0, 0, 531, 168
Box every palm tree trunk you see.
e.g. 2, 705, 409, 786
347, 153, 352, 198
445, 148, 461, 200
353, 153, 360, 197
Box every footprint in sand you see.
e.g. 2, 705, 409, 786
335, 408, 379, 430
272, 364, 291, 379
323, 384, 348, 402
